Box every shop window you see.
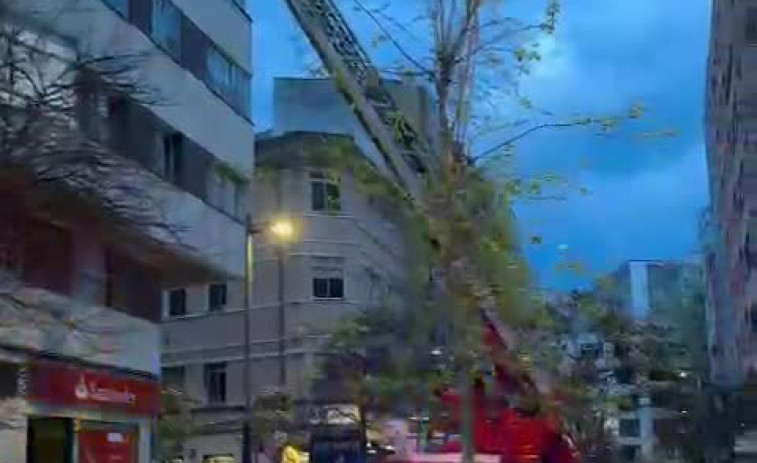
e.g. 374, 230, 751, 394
151, 0, 182, 59
208, 283, 228, 312
204, 362, 227, 404
27, 418, 73, 463
310, 171, 341, 212
168, 288, 187, 317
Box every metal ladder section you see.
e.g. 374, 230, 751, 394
285, 0, 429, 175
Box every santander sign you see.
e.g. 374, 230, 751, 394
25, 360, 159, 416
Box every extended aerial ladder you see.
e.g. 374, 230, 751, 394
282, 0, 527, 387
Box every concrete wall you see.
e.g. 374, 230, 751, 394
155, 180, 247, 278
0, 287, 160, 374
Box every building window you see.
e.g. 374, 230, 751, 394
208, 283, 228, 312
619, 418, 641, 437
750, 306, 757, 333
103, 0, 128, 16
204, 362, 227, 404
205, 46, 250, 117
168, 288, 187, 317
160, 132, 184, 183
748, 8, 757, 44
209, 169, 245, 218
151, 0, 182, 58
162, 366, 185, 391
310, 171, 341, 212
312, 257, 344, 299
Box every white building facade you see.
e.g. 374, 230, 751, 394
0, 0, 253, 462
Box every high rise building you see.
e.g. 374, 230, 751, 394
0, 0, 253, 461
705, 0, 757, 383
161, 77, 432, 461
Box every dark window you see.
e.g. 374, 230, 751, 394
208, 283, 228, 312
204, 362, 227, 404
313, 276, 344, 299
209, 170, 245, 218
0, 212, 24, 275
103, 0, 129, 16
161, 133, 184, 183
619, 418, 641, 437
105, 249, 162, 322
75, 74, 106, 141
168, 289, 187, 317
151, 0, 182, 58
23, 221, 73, 295
162, 366, 185, 391
750, 306, 757, 333
620, 445, 640, 462
747, 8, 757, 43
205, 46, 250, 116
615, 366, 634, 385
310, 172, 341, 212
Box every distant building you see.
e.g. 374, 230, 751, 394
599, 259, 701, 324
578, 259, 704, 462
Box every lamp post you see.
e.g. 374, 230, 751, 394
269, 220, 294, 388
242, 216, 295, 463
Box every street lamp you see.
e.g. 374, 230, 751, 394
242, 215, 296, 463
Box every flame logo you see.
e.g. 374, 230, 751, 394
74, 376, 89, 400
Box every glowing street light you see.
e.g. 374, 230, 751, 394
269, 218, 295, 242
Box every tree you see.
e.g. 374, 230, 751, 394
290, 0, 651, 459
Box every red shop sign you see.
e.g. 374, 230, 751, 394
79, 428, 138, 463
24, 361, 160, 416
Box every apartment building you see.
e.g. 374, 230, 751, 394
705, 0, 757, 383
161, 77, 433, 462
0, 0, 253, 462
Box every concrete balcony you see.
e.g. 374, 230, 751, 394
0, 284, 160, 374
150, 181, 246, 283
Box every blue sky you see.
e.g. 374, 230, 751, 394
252, 0, 712, 289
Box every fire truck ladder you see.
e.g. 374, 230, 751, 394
283, 0, 522, 372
